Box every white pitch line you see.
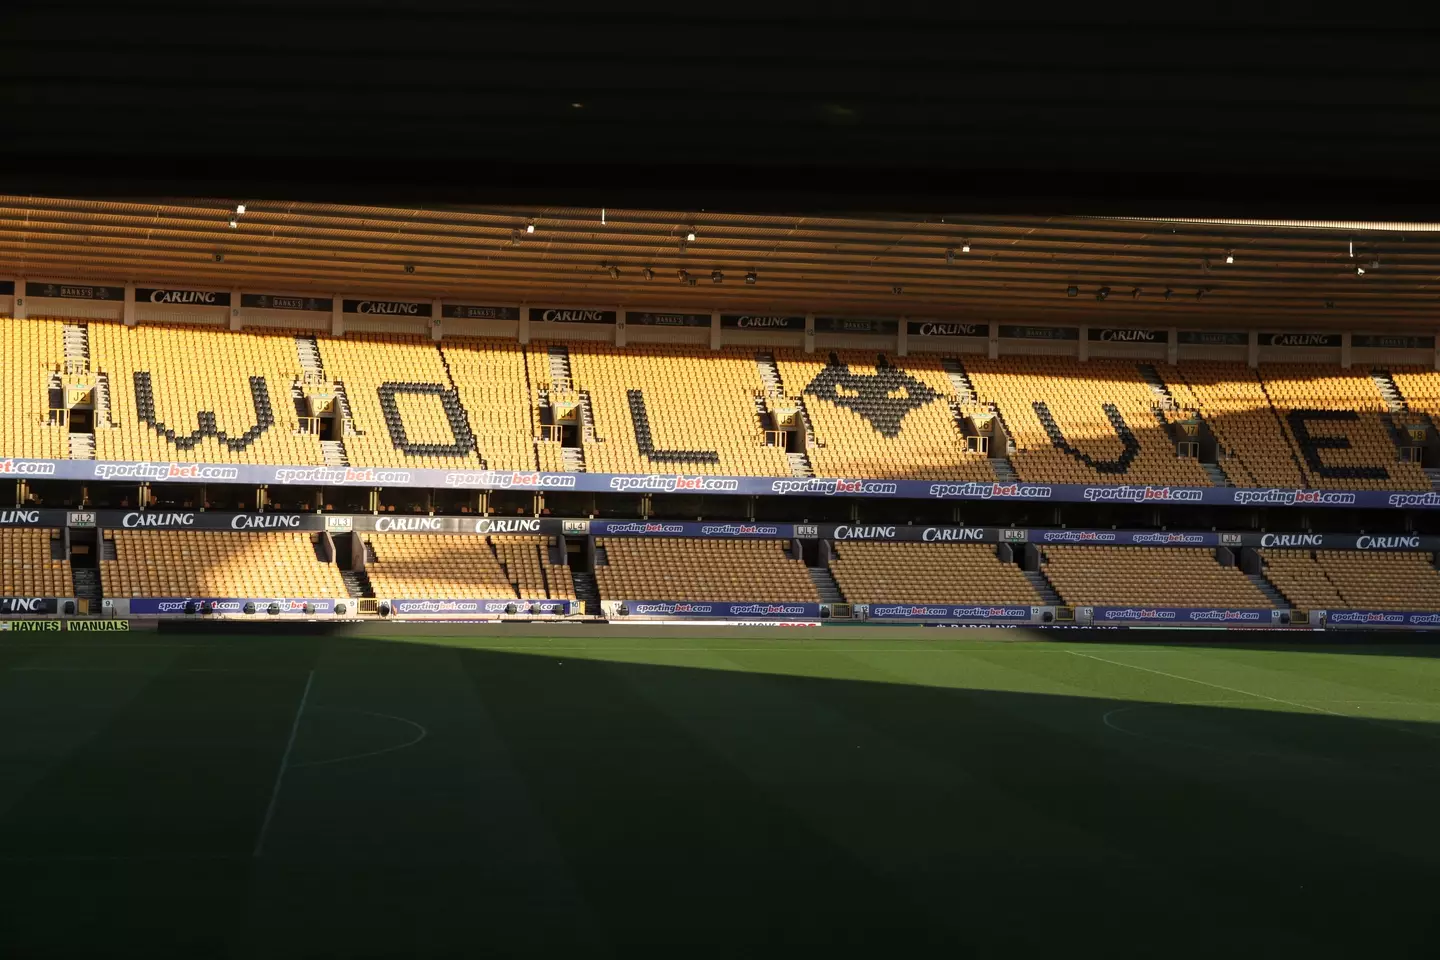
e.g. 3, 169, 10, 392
289, 707, 429, 768
252, 668, 314, 859
1068, 649, 1440, 741
1065, 649, 1351, 718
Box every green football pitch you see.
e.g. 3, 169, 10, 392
2, 626, 1439, 957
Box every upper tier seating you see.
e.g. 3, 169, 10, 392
317, 334, 485, 471
91, 323, 325, 465
595, 537, 819, 601
964, 357, 1210, 486
829, 542, 1040, 603
565, 343, 791, 476
1, 319, 1430, 493
1263, 549, 1440, 610
1174, 362, 1425, 490
1257, 364, 1427, 490
0, 528, 71, 597
441, 338, 540, 471
100, 530, 346, 598
2, 318, 69, 460
774, 350, 994, 480
1041, 546, 1270, 607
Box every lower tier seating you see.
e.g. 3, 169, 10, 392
1262, 549, 1440, 610
595, 537, 819, 601
364, 533, 514, 598
828, 542, 1040, 603
101, 530, 346, 598
0, 528, 71, 597
1041, 546, 1270, 607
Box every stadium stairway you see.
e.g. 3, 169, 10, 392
1247, 572, 1289, 608
340, 569, 374, 599
68, 433, 95, 459
993, 458, 1020, 483
94, 371, 113, 428
571, 570, 599, 614
321, 440, 349, 466
1370, 370, 1408, 413
548, 344, 573, 390
71, 568, 100, 608
786, 451, 814, 477
1138, 363, 1178, 409
940, 357, 979, 403
1201, 462, 1232, 486
62, 322, 89, 374
1425, 467, 1440, 492
1025, 569, 1063, 605
807, 567, 845, 603
755, 351, 785, 394
295, 335, 325, 380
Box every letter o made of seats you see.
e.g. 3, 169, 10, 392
243, 602, 257, 615
378, 602, 391, 617
267, 602, 281, 616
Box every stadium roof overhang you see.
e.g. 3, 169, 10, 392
0, 197, 1437, 330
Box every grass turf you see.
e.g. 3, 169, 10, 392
1, 629, 1438, 956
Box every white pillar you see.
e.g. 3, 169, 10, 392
12, 278, 25, 319
804, 314, 815, 354
614, 306, 626, 347
331, 296, 344, 337
1340, 331, 1352, 369
1247, 330, 1259, 368
518, 303, 530, 344
431, 299, 443, 341
1167, 327, 1178, 366
1078, 326, 1089, 362
710, 311, 721, 350
897, 316, 908, 357
123, 283, 136, 327
229, 289, 243, 330
987, 322, 999, 360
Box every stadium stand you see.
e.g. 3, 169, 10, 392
317, 334, 482, 470
100, 530, 346, 598
0, 528, 71, 597
363, 533, 569, 599
828, 542, 1041, 603
1041, 546, 1270, 607
595, 537, 819, 601
774, 349, 994, 480
441, 338, 540, 471
90, 322, 325, 465
1258, 550, 1348, 610
1262, 548, 1440, 610
1173, 362, 1425, 490
3, 317, 69, 460
364, 533, 514, 598
964, 357, 1209, 486
1257, 364, 1427, 490
491, 535, 574, 599
566, 343, 791, 476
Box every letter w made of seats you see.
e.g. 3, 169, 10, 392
135, 372, 274, 451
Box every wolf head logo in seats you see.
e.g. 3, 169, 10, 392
803, 356, 938, 438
